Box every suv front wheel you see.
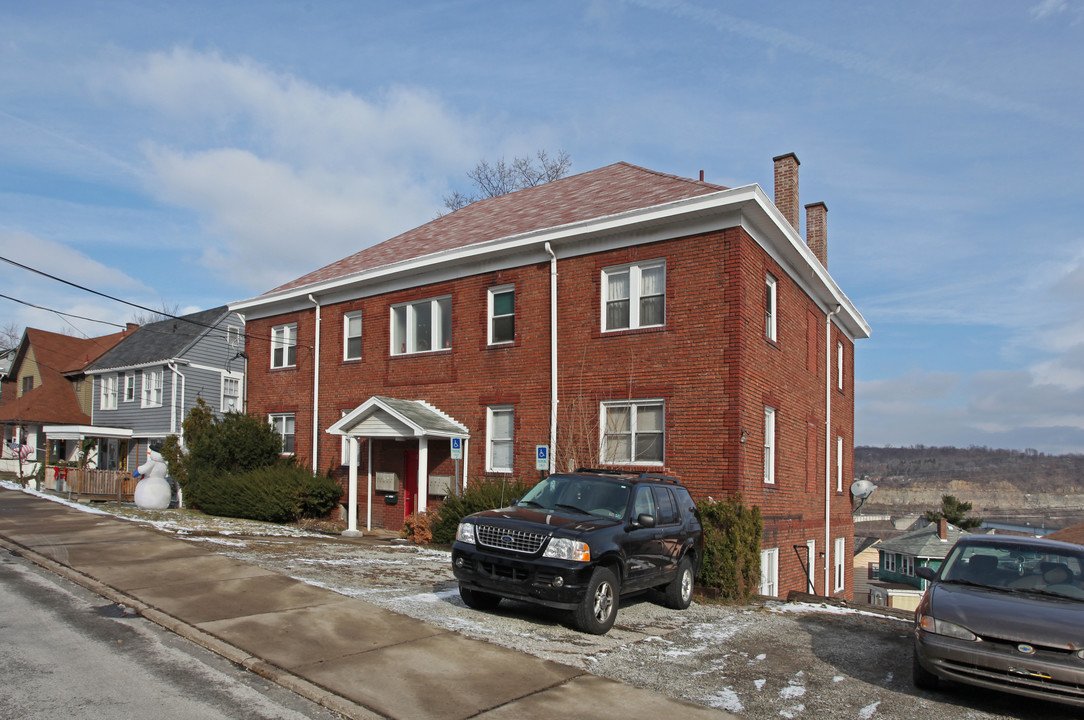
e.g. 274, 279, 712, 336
574, 566, 620, 634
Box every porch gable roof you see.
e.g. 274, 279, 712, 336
327, 396, 469, 440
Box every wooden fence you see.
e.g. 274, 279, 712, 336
59, 467, 137, 503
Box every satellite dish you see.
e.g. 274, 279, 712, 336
850, 479, 877, 499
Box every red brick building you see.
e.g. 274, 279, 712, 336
231, 154, 870, 599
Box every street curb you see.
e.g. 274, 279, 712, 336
0, 534, 385, 720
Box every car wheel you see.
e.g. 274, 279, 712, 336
664, 557, 695, 609
574, 567, 619, 634
459, 585, 502, 611
912, 648, 940, 691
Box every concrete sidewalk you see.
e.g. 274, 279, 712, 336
0, 488, 739, 720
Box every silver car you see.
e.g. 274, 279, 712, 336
914, 534, 1084, 708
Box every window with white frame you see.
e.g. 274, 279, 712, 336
100, 375, 118, 410
488, 285, 515, 345
760, 548, 779, 597
221, 373, 242, 413
600, 400, 664, 465
269, 413, 295, 455
883, 552, 896, 573
271, 323, 297, 368
834, 537, 846, 592
391, 296, 451, 355
764, 406, 776, 484
339, 410, 352, 465
836, 435, 844, 492
227, 325, 242, 348
343, 312, 363, 360
142, 368, 163, 408
901, 555, 915, 577
124, 371, 136, 402
602, 260, 665, 332
486, 405, 514, 472
765, 274, 778, 341
837, 340, 844, 390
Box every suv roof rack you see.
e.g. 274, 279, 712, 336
574, 468, 681, 485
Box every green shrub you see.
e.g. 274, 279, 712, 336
696, 494, 763, 603
193, 463, 342, 523
185, 410, 285, 506
431, 476, 536, 544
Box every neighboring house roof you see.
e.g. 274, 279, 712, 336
271, 162, 728, 295
1045, 522, 1084, 546
0, 347, 14, 377
86, 306, 230, 373
876, 521, 967, 560
0, 327, 131, 425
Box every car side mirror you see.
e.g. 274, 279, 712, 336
916, 566, 937, 582
635, 513, 656, 528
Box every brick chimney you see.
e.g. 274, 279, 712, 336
805, 201, 828, 268
938, 518, 949, 540
773, 152, 800, 233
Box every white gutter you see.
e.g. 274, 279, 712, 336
824, 304, 841, 596
544, 242, 558, 468
309, 294, 321, 474
167, 361, 186, 442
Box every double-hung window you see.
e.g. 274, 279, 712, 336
344, 312, 363, 360
391, 296, 451, 355
760, 548, 779, 597
270, 413, 295, 455
221, 373, 242, 413
124, 371, 136, 402
271, 323, 297, 368
600, 400, 664, 465
834, 537, 846, 591
836, 435, 844, 492
764, 406, 776, 484
602, 260, 665, 331
100, 375, 118, 410
765, 274, 778, 341
486, 405, 514, 472
488, 285, 515, 345
142, 368, 163, 408
837, 340, 844, 390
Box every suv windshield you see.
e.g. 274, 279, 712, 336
519, 475, 631, 520
940, 542, 1084, 600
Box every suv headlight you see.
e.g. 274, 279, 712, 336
918, 615, 978, 641
456, 522, 476, 545
543, 537, 590, 562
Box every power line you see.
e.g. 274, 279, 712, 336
0, 293, 127, 329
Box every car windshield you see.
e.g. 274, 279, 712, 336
939, 541, 1084, 600
519, 475, 631, 520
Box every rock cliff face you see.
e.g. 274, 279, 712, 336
854, 447, 1084, 530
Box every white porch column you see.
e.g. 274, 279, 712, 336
366, 438, 373, 531
417, 436, 429, 515
342, 436, 362, 537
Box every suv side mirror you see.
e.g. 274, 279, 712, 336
916, 566, 937, 582
635, 513, 656, 529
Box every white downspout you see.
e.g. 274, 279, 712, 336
309, 295, 321, 474
167, 361, 186, 443
824, 304, 841, 596
544, 242, 558, 468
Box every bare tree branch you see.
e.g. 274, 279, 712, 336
442, 150, 572, 215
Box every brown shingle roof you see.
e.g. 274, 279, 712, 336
271, 162, 727, 294
1046, 522, 1084, 546
0, 327, 130, 425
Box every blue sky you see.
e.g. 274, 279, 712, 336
2, 1, 1083, 453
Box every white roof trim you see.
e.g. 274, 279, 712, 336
43, 424, 133, 440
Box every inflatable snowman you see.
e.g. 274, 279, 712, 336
133, 447, 171, 510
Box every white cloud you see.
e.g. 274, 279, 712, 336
104, 48, 485, 292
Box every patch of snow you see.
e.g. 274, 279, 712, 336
705, 687, 743, 713
779, 704, 805, 718
754, 679, 766, 691
779, 684, 806, 700
832, 675, 845, 682
858, 701, 881, 719
766, 600, 909, 623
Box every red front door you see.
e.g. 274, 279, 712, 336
403, 449, 418, 518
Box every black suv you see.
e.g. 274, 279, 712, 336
451, 469, 703, 634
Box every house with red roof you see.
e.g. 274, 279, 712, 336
0, 326, 132, 480
231, 154, 870, 600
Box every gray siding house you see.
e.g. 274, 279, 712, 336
85, 306, 245, 470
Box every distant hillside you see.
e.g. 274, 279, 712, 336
853, 446, 1084, 529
